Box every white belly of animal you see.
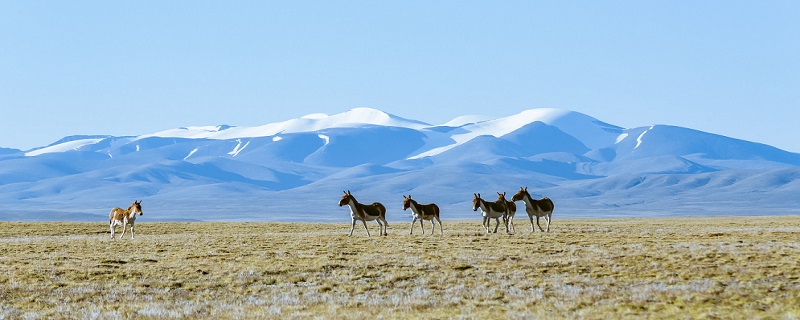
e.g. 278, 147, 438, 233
350, 207, 379, 221
409, 205, 423, 219
481, 207, 502, 219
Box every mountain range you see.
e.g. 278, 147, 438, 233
2, 107, 799, 222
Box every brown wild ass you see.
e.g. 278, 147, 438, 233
472, 193, 510, 233
109, 200, 143, 239
402, 195, 443, 235
496, 192, 518, 232
511, 187, 554, 232
338, 191, 388, 237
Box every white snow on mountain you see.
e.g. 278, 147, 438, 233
25, 138, 106, 157
439, 115, 493, 127
411, 108, 622, 159
139, 108, 430, 141
2, 107, 800, 222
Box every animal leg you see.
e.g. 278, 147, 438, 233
546, 213, 552, 232
420, 219, 425, 235
536, 216, 544, 232
436, 217, 443, 235
430, 219, 435, 235
109, 223, 115, 239
493, 218, 499, 233
380, 219, 387, 236
119, 222, 127, 239
362, 219, 371, 237
530, 215, 535, 233
349, 220, 356, 237
509, 215, 515, 233
410, 218, 417, 234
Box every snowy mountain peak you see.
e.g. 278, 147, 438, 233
411, 108, 623, 159
135, 107, 431, 142
324, 107, 431, 128
300, 113, 329, 120
339, 107, 392, 122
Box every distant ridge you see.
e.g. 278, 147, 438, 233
2, 107, 799, 221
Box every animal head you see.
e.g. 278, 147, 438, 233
511, 187, 528, 201
402, 195, 413, 211
130, 200, 143, 216
338, 190, 355, 207
472, 193, 482, 211
496, 192, 507, 203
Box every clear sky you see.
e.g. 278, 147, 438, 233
1, 1, 798, 152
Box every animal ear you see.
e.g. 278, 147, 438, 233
343, 191, 347, 195
347, 190, 351, 195
524, 187, 528, 191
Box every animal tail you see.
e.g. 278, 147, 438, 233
434, 204, 440, 218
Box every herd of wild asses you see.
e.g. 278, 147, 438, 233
106, 189, 554, 239
338, 188, 555, 237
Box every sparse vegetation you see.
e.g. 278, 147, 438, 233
1, 217, 799, 319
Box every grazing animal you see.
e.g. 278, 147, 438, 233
496, 192, 518, 232
109, 200, 143, 239
472, 193, 510, 233
338, 190, 388, 237
402, 195, 443, 235
511, 187, 555, 232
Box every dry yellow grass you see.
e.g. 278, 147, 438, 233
1, 217, 799, 319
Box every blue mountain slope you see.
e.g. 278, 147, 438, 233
234, 135, 325, 163
615, 125, 800, 165
501, 121, 590, 156
304, 126, 426, 166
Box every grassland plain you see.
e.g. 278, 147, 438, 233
0, 217, 798, 319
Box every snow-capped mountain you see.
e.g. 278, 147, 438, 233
2, 108, 799, 222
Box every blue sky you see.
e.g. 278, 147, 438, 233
1, 1, 798, 151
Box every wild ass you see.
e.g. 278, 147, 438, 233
338, 191, 388, 237
109, 200, 143, 239
402, 195, 443, 235
511, 187, 554, 232
496, 192, 518, 233
472, 193, 510, 233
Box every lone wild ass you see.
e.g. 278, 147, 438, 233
338, 191, 388, 237
402, 195, 443, 235
109, 200, 143, 239
511, 187, 554, 232
472, 193, 510, 233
